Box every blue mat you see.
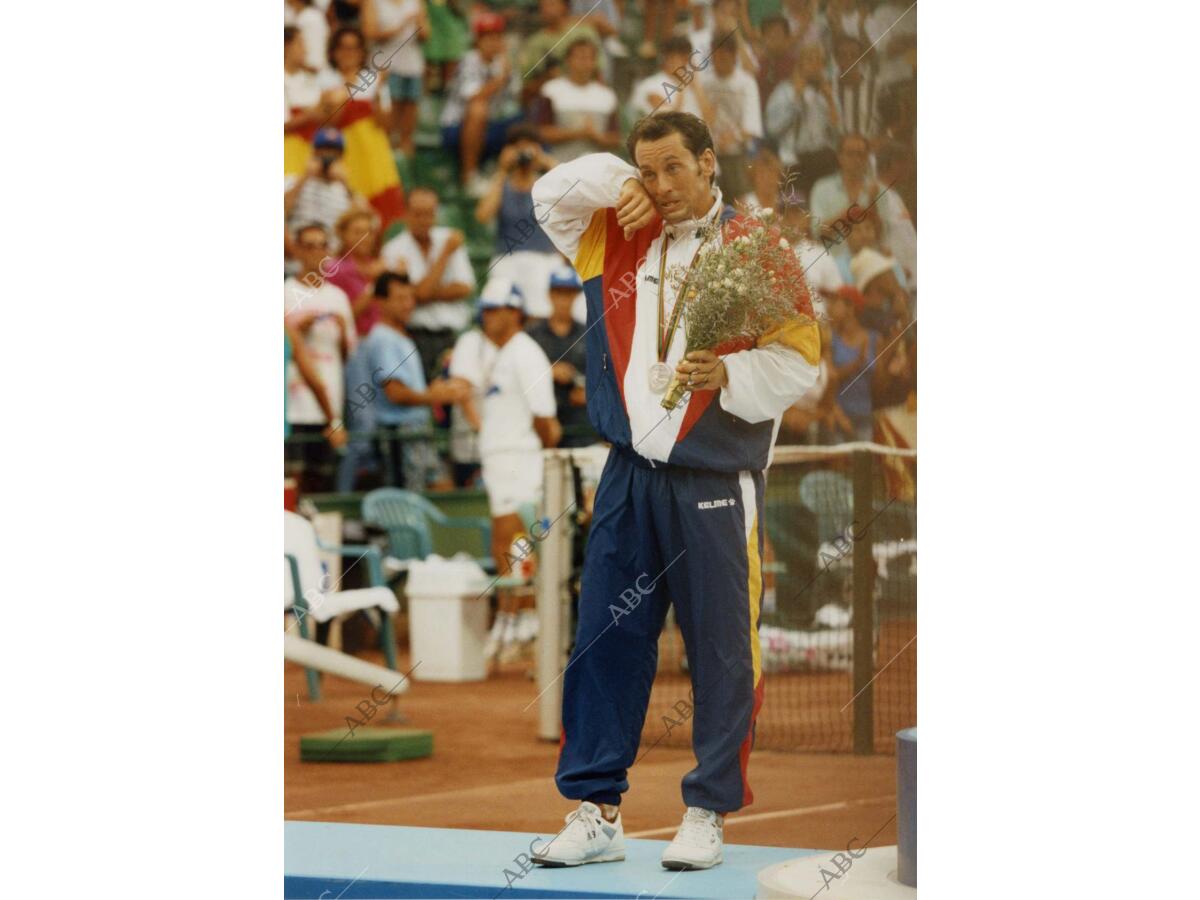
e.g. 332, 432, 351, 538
285, 821, 817, 899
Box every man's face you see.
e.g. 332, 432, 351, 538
481, 306, 520, 341
714, 0, 739, 31
634, 131, 716, 224
663, 52, 689, 78
384, 279, 416, 323
565, 41, 597, 82
838, 137, 869, 178
407, 192, 437, 239
712, 44, 736, 78
540, 0, 567, 25
764, 23, 788, 53
478, 32, 505, 59
295, 228, 329, 273
549, 287, 576, 316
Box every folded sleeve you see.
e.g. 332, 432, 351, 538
530, 152, 638, 261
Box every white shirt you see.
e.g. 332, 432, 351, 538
697, 67, 763, 155
369, 0, 425, 77
380, 226, 477, 331
476, 331, 556, 457
283, 279, 357, 424
284, 68, 321, 123
629, 71, 703, 119
539, 77, 618, 162
284, 4, 330, 75
793, 238, 844, 323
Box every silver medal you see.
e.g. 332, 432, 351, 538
648, 361, 673, 394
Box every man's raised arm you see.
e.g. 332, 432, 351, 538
531, 153, 639, 261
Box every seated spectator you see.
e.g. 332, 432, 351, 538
837, 209, 908, 299
517, 0, 602, 80
781, 0, 828, 53
825, 285, 879, 443
826, 0, 867, 44
284, 223, 357, 492
638, 0, 680, 61
326, 208, 388, 336
754, 14, 797, 108
834, 33, 880, 139
779, 196, 844, 325
533, 38, 621, 162
864, 0, 917, 91
284, 26, 325, 179
285, 128, 367, 239
525, 266, 592, 447
698, 30, 762, 202
765, 43, 841, 199
808, 132, 878, 265
351, 271, 470, 489
474, 124, 562, 320
361, 0, 430, 157
873, 139, 917, 293
381, 186, 477, 383
317, 26, 407, 228
629, 36, 705, 120
850, 246, 911, 336
440, 12, 523, 195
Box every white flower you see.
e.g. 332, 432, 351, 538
761, 208, 774, 217
778, 237, 790, 249
723, 278, 733, 288
736, 284, 747, 294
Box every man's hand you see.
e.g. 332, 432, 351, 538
323, 422, 349, 450
551, 361, 576, 384
441, 229, 465, 255
675, 350, 728, 392
428, 377, 470, 405
616, 178, 656, 240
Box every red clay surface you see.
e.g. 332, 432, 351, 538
285, 646, 904, 852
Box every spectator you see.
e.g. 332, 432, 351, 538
284, 26, 325, 179
285, 0, 330, 74
779, 194, 844, 325
638, 0, 681, 61
285, 128, 366, 239
284, 325, 348, 452
834, 34, 879, 139
361, 0, 430, 157
533, 38, 621, 162
754, 15, 797, 107
837, 209, 908, 300
518, 0, 602, 80
465, 277, 560, 664
326, 208, 388, 336
440, 12, 523, 195
380, 186, 477, 383
284, 223, 357, 492
694, 0, 759, 74
826, 285, 879, 442
352, 271, 470, 489
826, 0, 867, 44
850, 246, 910, 335
446, 324, 498, 488
423, 0, 470, 90
697, 30, 762, 202
864, 0, 917, 91
525, 266, 591, 447
474, 124, 562, 320
781, 0, 828, 53
872, 139, 917, 292
317, 26, 407, 228
629, 36, 705, 120
765, 43, 841, 199
808, 132, 878, 265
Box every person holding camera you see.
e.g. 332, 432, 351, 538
474, 124, 562, 321
284, 127, 370, 241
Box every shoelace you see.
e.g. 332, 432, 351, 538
676, 808, 719, 845
561, 805, 605, 842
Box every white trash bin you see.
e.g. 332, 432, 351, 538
405, 556, 493, 682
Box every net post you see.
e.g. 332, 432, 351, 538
536, 450, 569, 741
851, 448, 875, 754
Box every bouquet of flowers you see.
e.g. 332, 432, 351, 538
661, 209, 815, 410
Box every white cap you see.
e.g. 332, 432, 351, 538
850, 247, 897, 292
478, 276, 526, 311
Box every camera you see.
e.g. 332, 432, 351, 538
516, 149, 536, 168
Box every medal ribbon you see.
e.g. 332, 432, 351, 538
656, 227, 715, 364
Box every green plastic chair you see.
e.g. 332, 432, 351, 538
363, 488, 494, 575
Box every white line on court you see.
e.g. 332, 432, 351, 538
624, 795, 895, 838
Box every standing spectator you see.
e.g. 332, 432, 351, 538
808, 132, 877, 265
353, 271, 470, 489
833, 34, 879, 139
327, 208, 388, 336
318, 26, 407, 228
285, 325, 349, 452
872, 139, 917, 292
362, 0, 430, 157
638, 0, 681, 60
525, 266, 592, 447
694, 0, 759, 74
629, 36, 705, 120
534, 38, 621, 163
780, 201, 843, 323
765, 44, 841, 199
380, 186, 476, 383
864, 0, 917, 91
781, 0, 828, 52
754, 15, 797, 108
446, 324, 498, 488
697, 30, 762, 202
465, 277, 560, 663
440, 12, 523, 195
826, 285, 878, 442
285, 0, 331, 74
285, 27, 325, 179
285, 128, 366, 239
423, 0, 470, 90
285, 223, 358, 492
518, 0, 602, 79
474, 125, 562, 320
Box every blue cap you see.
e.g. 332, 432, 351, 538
313, 128, 344, 150
478, 276, 526, 312
548, 265, 583, 291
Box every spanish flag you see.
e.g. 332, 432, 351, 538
330, 97, 405, 229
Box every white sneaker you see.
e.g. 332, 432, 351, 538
515, 609, 539, 643
661, 807, 724, 870
483, 612, 510, 661
532, 801, 625, 867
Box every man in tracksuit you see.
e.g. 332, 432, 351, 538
529, 112, 820, 871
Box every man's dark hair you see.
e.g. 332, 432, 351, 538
374, 271, 411, 297
284, 25, 300, 45
626, 111, 715, 179
661, 35, 692, 59
761, 14, 790, 35
711, 29, 740, 56
326, 26, 366, 71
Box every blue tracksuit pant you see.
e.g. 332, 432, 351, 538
555, 446, 766, 814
